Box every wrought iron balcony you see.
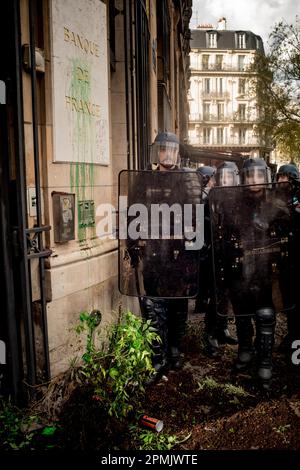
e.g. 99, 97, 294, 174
188, 136, 260, 146
190, 64, 252, 73
201, 91, 230, 99
189, 113, 258, 124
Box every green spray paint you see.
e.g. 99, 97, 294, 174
68, 58, 95, 243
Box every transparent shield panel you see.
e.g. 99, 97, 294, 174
210, 182, 293, 317
118, 170, 203, 298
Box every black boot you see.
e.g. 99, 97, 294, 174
168, 346, 184, 370
141, 297, 169, 384
204, 333, 222, 358
214, 309, 238, 345
256, 308, 275, 391
167, 303, 188, 369
235, 345, 254, 370
234, 315, 254, 370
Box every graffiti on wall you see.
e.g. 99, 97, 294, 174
51, 0, 110, 165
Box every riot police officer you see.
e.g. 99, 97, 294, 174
193, 166, 215, 317
216, 161, 240, 187
138, 133, 201, 378
276, 163, 300, 353
277, 163, 300, 183
197, 166, 216, 199
229, 157, 276, 389
199, 162, 238, 357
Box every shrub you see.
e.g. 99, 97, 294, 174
76, 310, 160, 420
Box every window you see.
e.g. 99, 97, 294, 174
217, 128, 224, 144
202, 54, 209, 70
190, 53, 199, 69
203, 102, 210, 120
238, 55, 245, 71
217, 103, 224, 120
256, 38, 262, 50
215, 55, 223, 70
237, 33, 246, 49
238, 78, 246, 94
157, 0, 170, 86
203, 128, 211, 144
207, 32, 217, 48
204, 78, 210, 94
239, 128, 246, 144
216, 77, 223, 94
238, 104, 246, 120
109, 0, 116, 70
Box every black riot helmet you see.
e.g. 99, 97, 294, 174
150, 132, 180, 168
216, 161, 240, 186
241, 157, 271, 185
276, 163, 300, 182
196, 165, 216, 187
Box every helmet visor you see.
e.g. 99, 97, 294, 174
242, 168, 269, 185
150, 141, 180, 167
277, 169, 299, 182
276, 172, 289, 182
216, 168, 240, 186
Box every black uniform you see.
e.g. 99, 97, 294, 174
137, 168, 202, 373
216, 181, 289, 388
123, 131, 202, 377
196, 165, 237, 357
229, 187, 276, 376
276, 173, 300, 350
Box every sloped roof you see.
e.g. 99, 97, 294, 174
190, 29, 264, 53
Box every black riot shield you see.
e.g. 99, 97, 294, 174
210, 182, 293, 317
118, 170, 203, 298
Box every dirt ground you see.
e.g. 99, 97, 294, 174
53, 309, 300, 452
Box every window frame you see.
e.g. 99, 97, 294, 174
207, 31, 217, 48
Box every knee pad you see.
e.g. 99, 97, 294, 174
256, 308, 275, 367
256, 307, 275, 327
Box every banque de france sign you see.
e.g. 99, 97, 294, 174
51, 0, 110, 164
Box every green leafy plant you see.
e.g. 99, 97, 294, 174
136, 430, 178, 450
223, 383, 250, 397
274, 424, 291, 433
129, 424, 188, 450
197, 377, 250, 399
76, 310, 160, 420
273, 424, 291, 444
75, 310, 102, 362
0, 397, 60, 451
197, 377, 253, 410
0, 397, 37, 450
197, 376, 219, 391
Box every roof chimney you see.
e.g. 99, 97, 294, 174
197, 23, 214, 29
217, 17, 227, 30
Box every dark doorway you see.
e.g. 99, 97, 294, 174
0, 0, 51, 402
0, 1, 23, 400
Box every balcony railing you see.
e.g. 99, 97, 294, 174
191, 64, 252, 73
189, 113, 258, 123
201, 91, 230, 99
188, 136, 260, 146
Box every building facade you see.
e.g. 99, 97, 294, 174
0, 0, 192, 400
188, 19, 269, 157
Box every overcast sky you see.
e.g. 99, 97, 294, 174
191, 0, 298, 50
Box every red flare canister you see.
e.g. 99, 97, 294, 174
139, 414, 164, 432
